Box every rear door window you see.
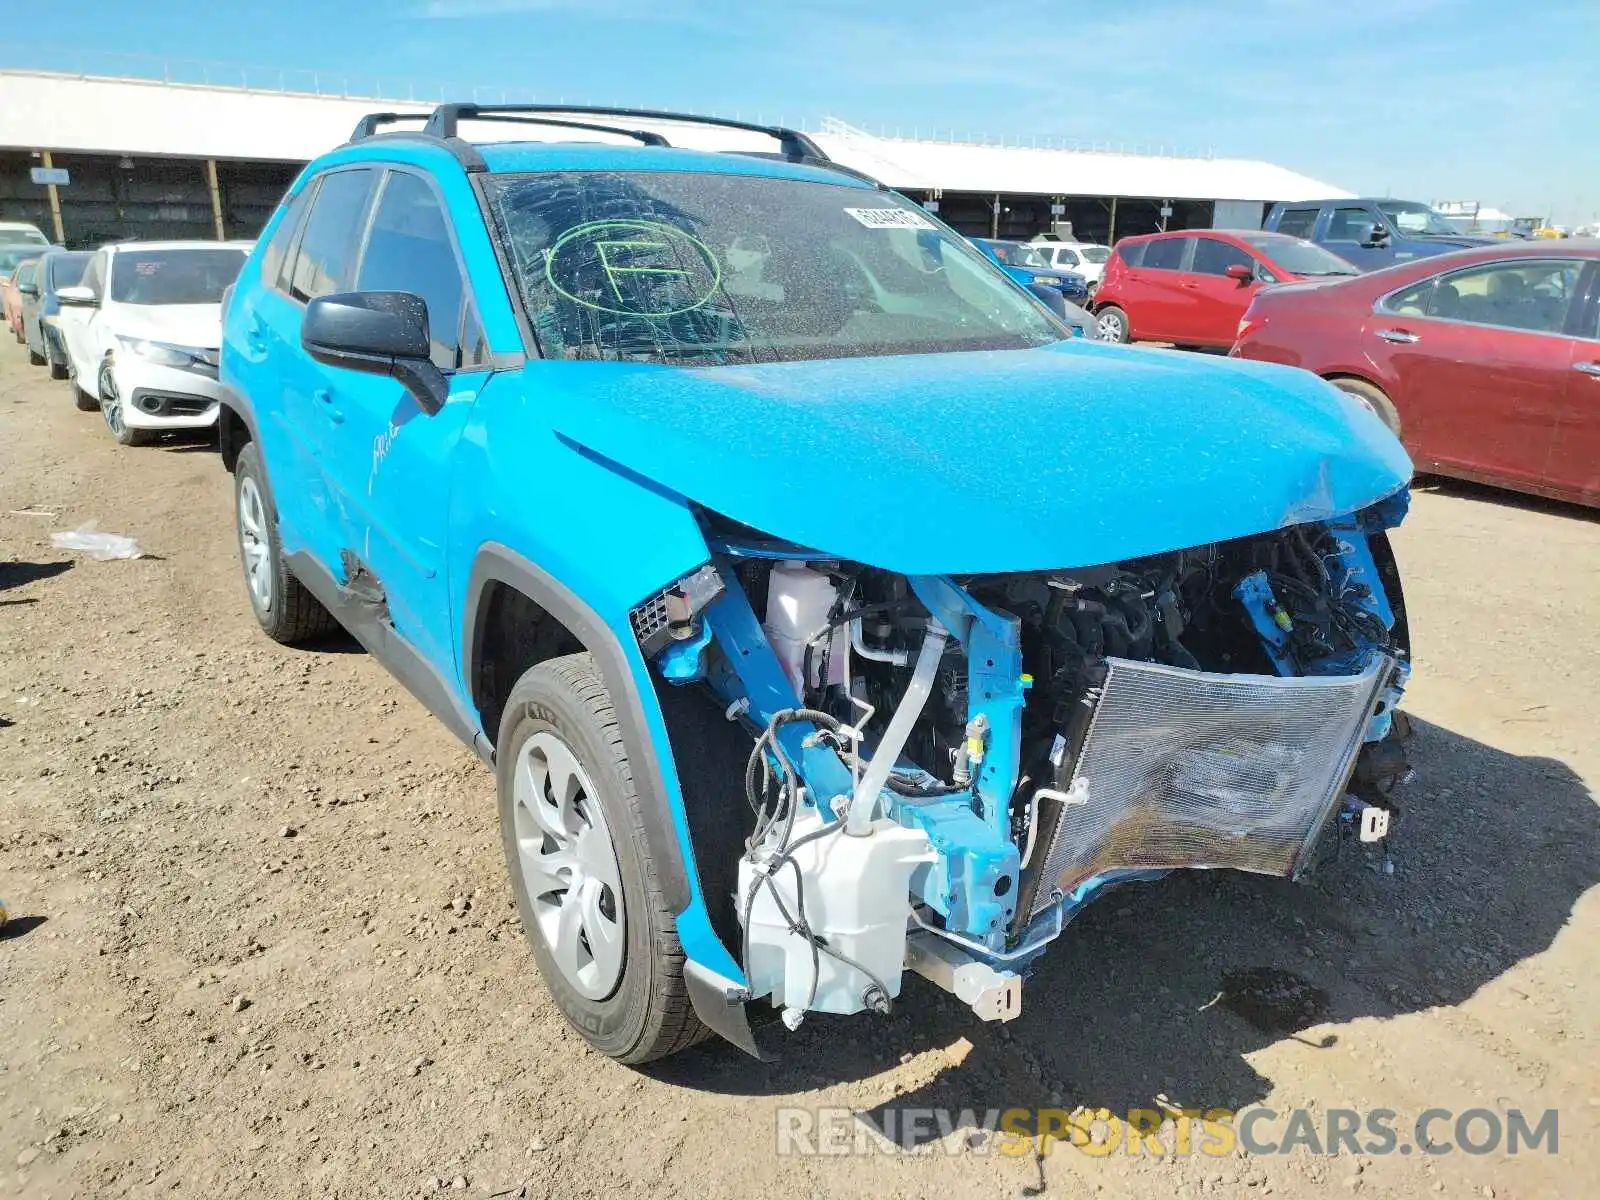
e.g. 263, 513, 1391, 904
1141, 237, 1189, 271
1117, 241, 1147, 268
1419, 260, 1582, 333
261, 183, 316, 296
1275, 207, 1320, 238
286, 168, 377, 303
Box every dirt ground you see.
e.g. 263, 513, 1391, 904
1, 341, 1596, 1200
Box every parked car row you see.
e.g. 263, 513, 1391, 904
1233, 240, 1600, 508
1082, 223, 1598, 507
3, 239, 250, 445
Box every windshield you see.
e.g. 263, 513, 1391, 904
108, 248, 246, 305
47, 252, 91, 291
1377, 201, 1461, 237
483, 172, 1065, 365
1241, 235, 1359, 276
1075, 245, 1110, 264
1, 227, 49, 246
0, 247, 37, 275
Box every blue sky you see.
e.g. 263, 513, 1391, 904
18, 0, 1600, 222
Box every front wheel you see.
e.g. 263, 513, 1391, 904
97, 363, 151, 446
28, 345, 45, 366
498, 654, 707, 1063
233, 441, 340, 645
1095, 305, 1130, 343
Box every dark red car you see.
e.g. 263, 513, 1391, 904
1233, 241, 1600, 508
1091, 229, 1358, 348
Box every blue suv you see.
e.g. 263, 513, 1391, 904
219, 104, 1416, 1064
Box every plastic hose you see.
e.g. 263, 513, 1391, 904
843, 619, 948, 836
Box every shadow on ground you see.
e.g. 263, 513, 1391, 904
0, 559, 73, 593
1414, 476, 1599, 524
649, 716, 1596, 1122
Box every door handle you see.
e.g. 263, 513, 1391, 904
244, 312, 267, 351
1574, 361, 1600, 377
313, 388, 343, 423
1375, 328, 1420, 344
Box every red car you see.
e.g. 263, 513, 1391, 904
1091, 229, 1358, 348
1233, 241, 1600, 508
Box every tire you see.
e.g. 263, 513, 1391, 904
1331, 377, 1402, 438
232, 441, 341, 645
1095, 305, 1130, 343
51, 358, 69, 381
498, 654, 707, 1064
97, 361, 152, 446
28, 346, 45, 366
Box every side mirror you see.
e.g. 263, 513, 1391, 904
301, 290, 446, 416
17, 281, 40, 296
56, 285, 96, 306
1362, 225, 1390, 248
1225, 263, 1254, 284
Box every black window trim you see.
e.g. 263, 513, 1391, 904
1375, 255, 1593, 341
1275, 206, 1323, 238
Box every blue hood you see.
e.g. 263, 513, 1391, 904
539, 340, 1412, 575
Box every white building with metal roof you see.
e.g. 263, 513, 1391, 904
0, 68, 1351, 248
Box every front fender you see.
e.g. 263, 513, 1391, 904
449, 372, 757, 1050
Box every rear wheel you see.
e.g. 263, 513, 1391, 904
28, 345, 45, 366
498, 654, 707, 1063
1330, 377, 1402, 437
1095, 305, 1130, 343
97, 363, 151, 446
233, 441, 340, 645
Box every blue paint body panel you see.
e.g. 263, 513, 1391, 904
543, 342, 1412, 575
220, 129, 1419, 1038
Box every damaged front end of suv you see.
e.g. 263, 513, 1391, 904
466, 160, 1416, 1059
574, 349, 1416, 1054
634, 489, 1410, 1043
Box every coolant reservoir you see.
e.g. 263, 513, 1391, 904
739, 810, 935, 1015
763, 561, 845, 694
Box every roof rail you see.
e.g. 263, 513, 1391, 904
422, 103, 828, 162
348, 112, 430, 142
441, 112, 670, 148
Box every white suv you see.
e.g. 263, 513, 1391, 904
1028, 237, 1111, 291
56, 240, 251, 445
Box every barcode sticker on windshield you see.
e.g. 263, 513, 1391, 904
845, 207, 935, 230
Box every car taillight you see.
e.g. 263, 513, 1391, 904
1236, 311, 1265, 342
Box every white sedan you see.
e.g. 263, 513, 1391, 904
56, 240, 251, 446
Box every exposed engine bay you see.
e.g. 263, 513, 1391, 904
638, 491, 1412, 1030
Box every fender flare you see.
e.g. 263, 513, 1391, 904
463, 542, 690, 910
462, 544, 764, 1056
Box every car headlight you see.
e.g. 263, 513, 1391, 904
116, 337, 199, 368
1032, 275, 1063, 287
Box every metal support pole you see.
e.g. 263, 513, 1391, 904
991, 193, 1001, 239
205, 158, 226, 240
40, 150, 65, 244
1108, 196, 1118, 245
